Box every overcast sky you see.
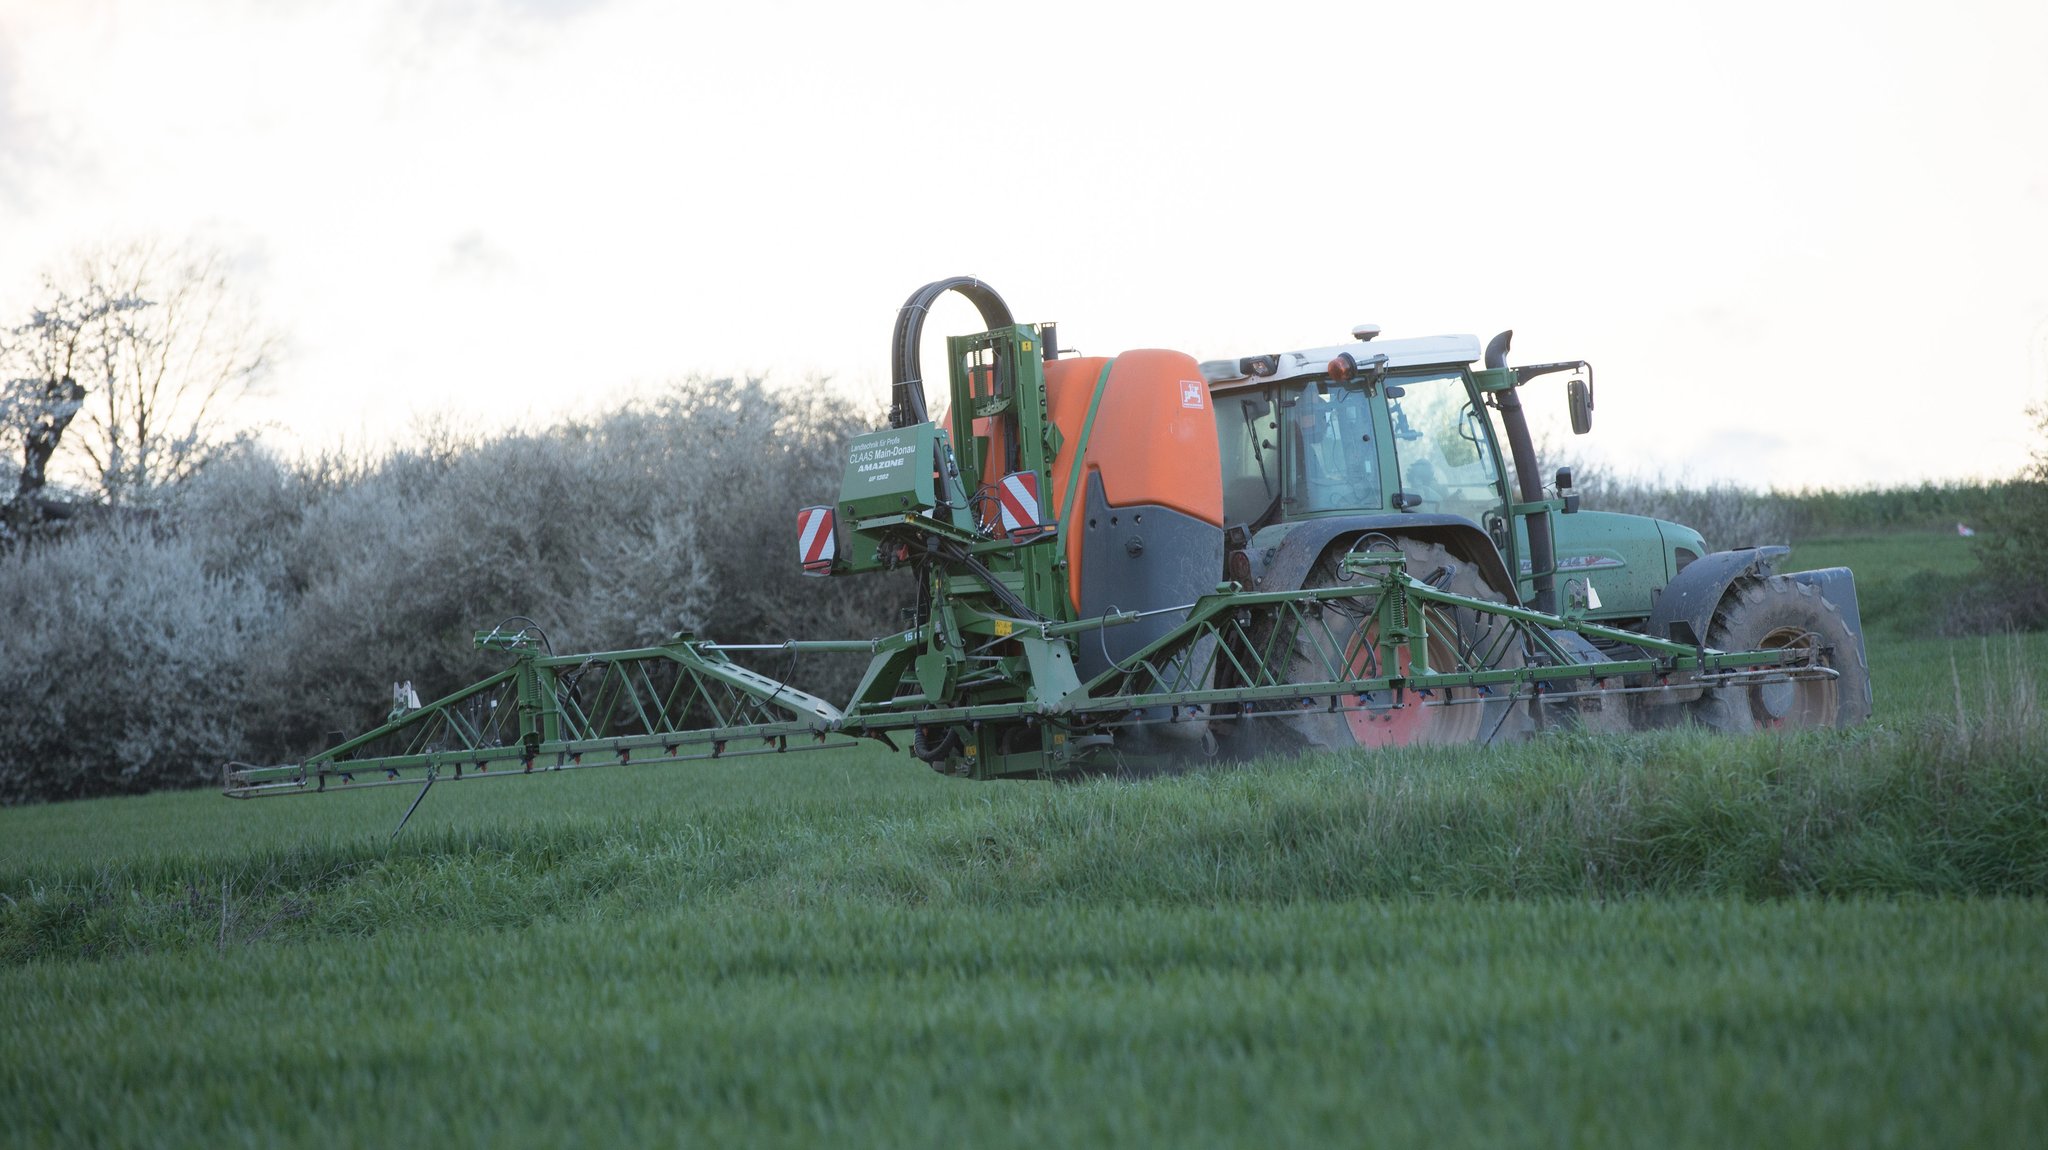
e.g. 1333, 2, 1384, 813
3, 0, 2045, 488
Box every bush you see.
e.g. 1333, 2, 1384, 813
2, 377, 903, 803
1775, 481, 2015, 537
222, 378, 905, 762
1559, 469, 1791, 551
1550, 446, 2016, 549
1969, 404, 2048, 630
0, 524, 275, 803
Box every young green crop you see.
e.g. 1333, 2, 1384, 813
5, 900, 2045, 1148
6, 673, 2046, 966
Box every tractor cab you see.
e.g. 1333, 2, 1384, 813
1203, 329, 1694, 627
1204, 335, 1506, 524
1204, 334, 1527, 587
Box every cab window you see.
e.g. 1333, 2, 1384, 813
1386, 371, 1503, 527
1214, 391, 1283, 528
1279, 379, 1382, 515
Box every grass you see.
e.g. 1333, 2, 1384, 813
1788, 530, 1986, 638
5, 717, 2048, 968
3, 527, 2046, 1146
6, 901, 2043, 1148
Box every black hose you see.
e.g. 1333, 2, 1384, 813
890, 278, 1016, 428
911, 725, 964, 763
934, 537, 1045, 622
886, 278, 1018, 638
491, 615, 554, 656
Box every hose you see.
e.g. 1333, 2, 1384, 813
889, 277, 1016, 428
910, 725, 965, 763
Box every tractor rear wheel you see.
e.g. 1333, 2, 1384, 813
1692, 576, 1871, 732
1280, 536, 1526, 753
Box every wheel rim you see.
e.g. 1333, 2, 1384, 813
1747, 624, 1839, 729
1342, 611, 1484, 747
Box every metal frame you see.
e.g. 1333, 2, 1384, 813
225, 548, 1828, 798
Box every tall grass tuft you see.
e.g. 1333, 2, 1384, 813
1946, 635, 2041, 755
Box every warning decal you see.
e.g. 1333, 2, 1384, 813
996, 472, 1054, 540
797, 506, 836, 574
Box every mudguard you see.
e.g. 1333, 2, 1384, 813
1244, 513, 1520, 599
1644, 546, 1788, 646
1787, 566, 1867, 649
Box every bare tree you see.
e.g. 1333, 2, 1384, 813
0, 279, 145, 540
0, 241, 274, 532
74, 243, 275, 504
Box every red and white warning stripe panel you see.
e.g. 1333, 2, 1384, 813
797, 506, 836, 575
996, 472, 1055, 540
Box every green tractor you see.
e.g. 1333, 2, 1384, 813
225, 278, 1868, 807
1201, 325, 1869, 752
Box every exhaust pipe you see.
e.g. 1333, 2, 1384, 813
1486, 330, 1557, 614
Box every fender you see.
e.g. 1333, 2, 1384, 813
1787, 566, 1868, 650
1644, 545, 1788, 645
1244, 513, 1520, 599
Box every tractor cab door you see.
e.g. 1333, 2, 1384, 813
1384, 370, 1515, 555
1279, 378, 1385, 517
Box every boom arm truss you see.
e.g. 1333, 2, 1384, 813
225, 548, 1832, 797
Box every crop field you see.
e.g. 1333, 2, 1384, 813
4, 530, 2046, 1147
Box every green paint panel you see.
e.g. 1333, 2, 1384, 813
1470, 367, 1517, 393
839, 424, 940, 521
1522, 510, 1674, 619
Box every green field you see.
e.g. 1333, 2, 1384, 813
4, 530, 2046, 1147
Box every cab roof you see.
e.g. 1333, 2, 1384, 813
1201, 333, 1482, 389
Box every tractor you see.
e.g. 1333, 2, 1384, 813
225, 278, 1868, 807
1197, 320, 1869, 752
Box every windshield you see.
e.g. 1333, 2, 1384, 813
1387, 370, 1502, 526
1280, 379, 1382, 515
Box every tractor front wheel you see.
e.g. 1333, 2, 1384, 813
1692, 575, 1872, 732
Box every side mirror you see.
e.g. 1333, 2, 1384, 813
1567, 378, 1593, 435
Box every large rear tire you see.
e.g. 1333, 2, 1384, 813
1692, 575, 1872, 732
1280, 536, 1526, 753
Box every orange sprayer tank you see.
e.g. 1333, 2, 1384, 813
1040, 350, 1225, 682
